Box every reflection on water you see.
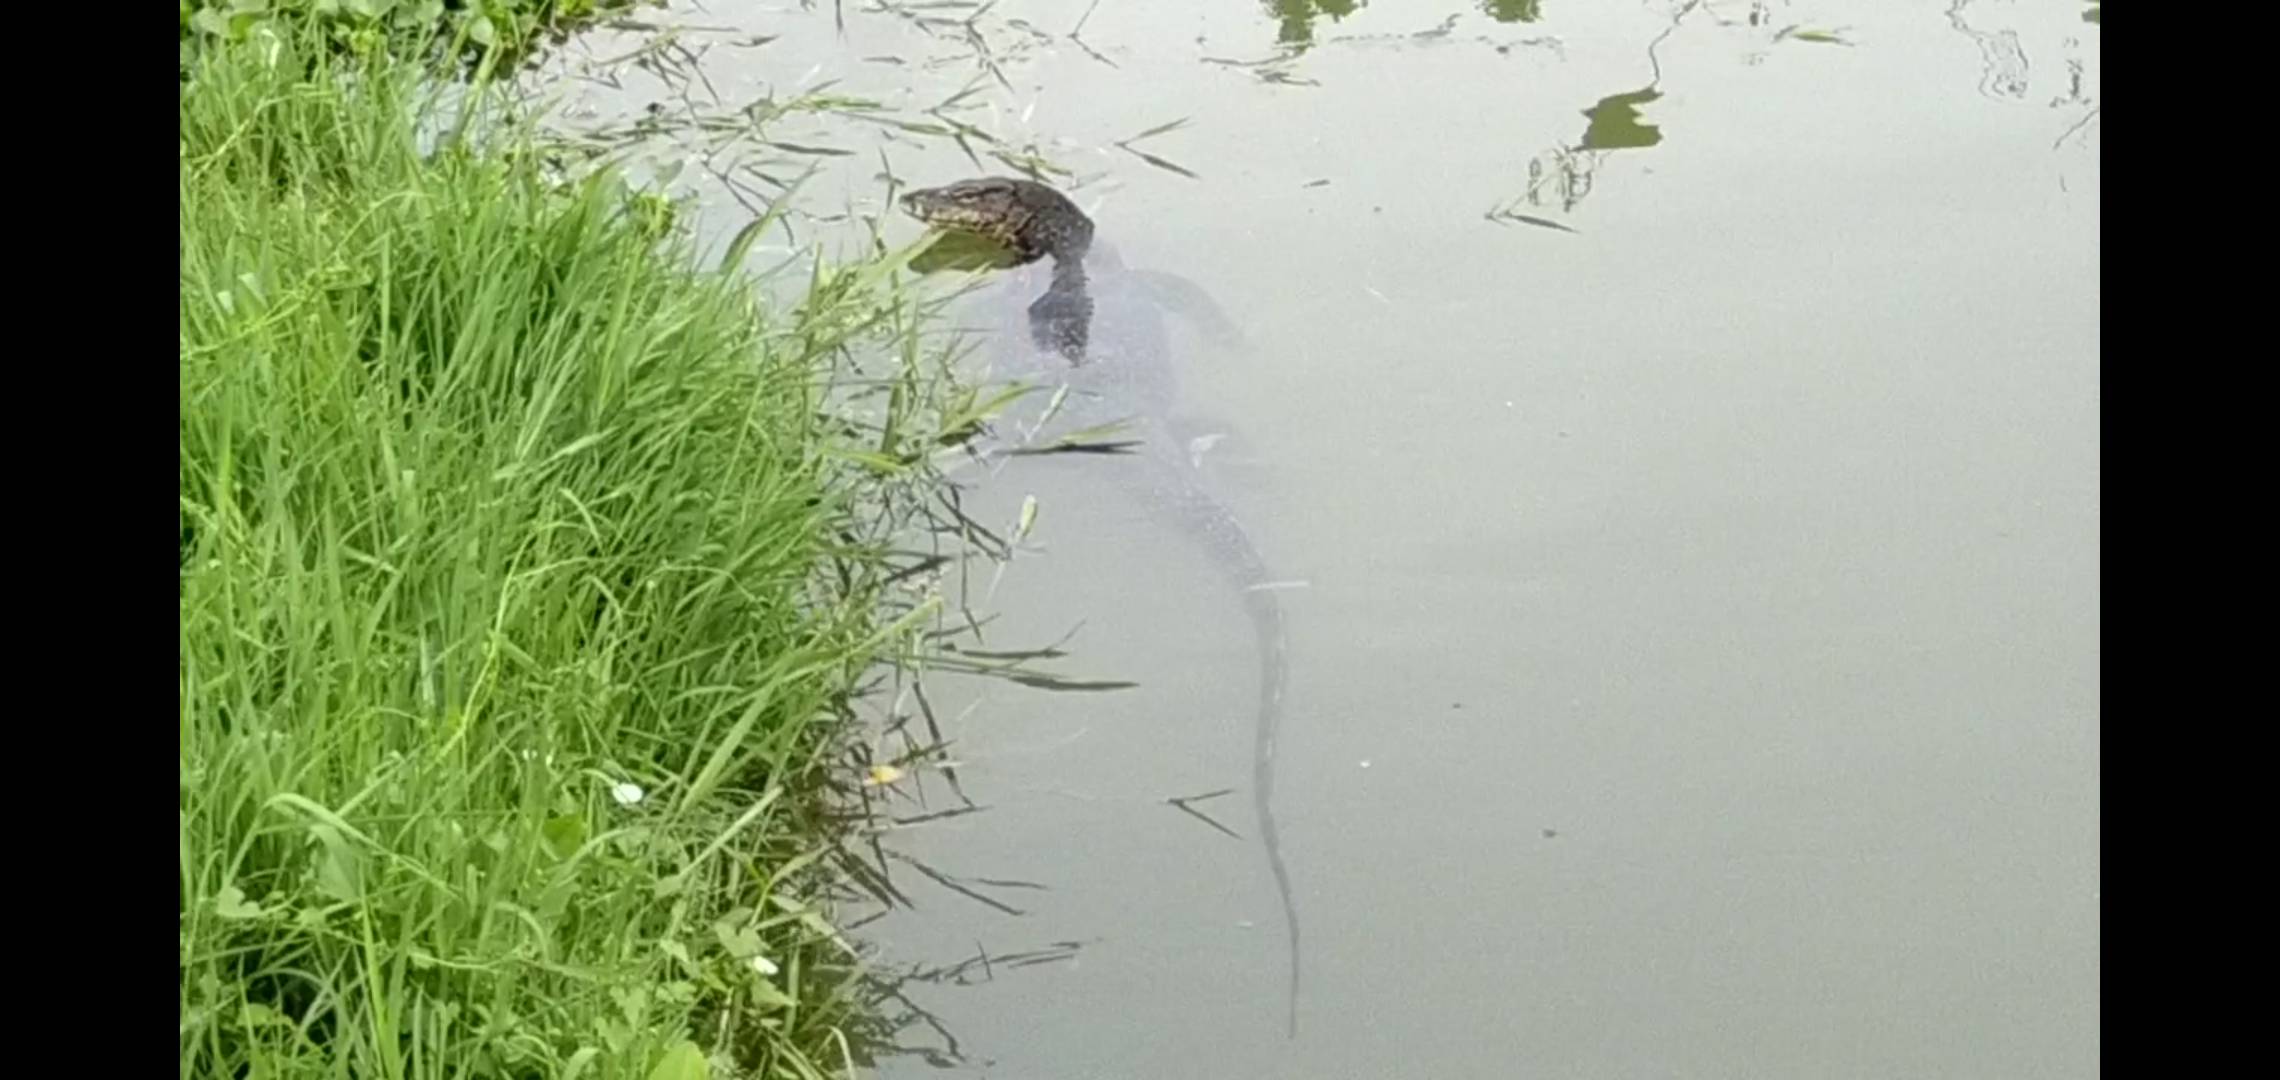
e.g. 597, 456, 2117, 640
1948, 0, 2032, 100
1261, 0, 1366, 47
1490, 5, 1680, 226
1580, 88, 1664, 151
1481, 0, 1545, 25
537, 1, 2097, 1074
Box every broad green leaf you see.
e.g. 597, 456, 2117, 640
646, 1041, 709, 1080
748, 976, 797, 1010
542, 814, 587, 860
212, 885, 265, 920
308, 824, 364, 902
713, 920, 763, 959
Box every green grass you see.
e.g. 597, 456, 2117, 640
180, 31, 961, 1079
182, 0, 658, 66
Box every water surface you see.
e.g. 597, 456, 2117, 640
542, 2, 2099, 1075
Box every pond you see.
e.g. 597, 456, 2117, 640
536, 1, 2099, 1074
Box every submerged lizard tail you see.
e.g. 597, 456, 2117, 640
1144, 462, 1300, 1039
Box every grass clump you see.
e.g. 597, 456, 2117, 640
181, 30, 950, 1079
182, 0, 657, 68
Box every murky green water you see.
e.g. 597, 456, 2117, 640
542, 2, 2098, 1074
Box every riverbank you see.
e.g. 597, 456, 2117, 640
181, 0, 655, 63
179, 24, 960, 1079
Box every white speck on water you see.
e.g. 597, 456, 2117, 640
1187, 432, 1226, 468
1246, 579, 1311, 592
1359, 760, 1372, 769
